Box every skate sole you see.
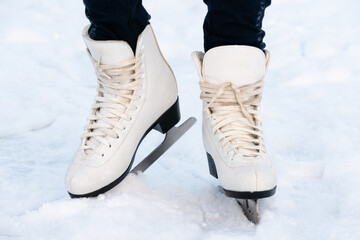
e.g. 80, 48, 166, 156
206, 152, 277, 199
68, 98, 181, 199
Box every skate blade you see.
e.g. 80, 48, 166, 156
131, 117, 196, 173
217, 186, 260, 224
237, 199, 260, 224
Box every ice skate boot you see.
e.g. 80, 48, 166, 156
192, 46, 277, 223
65, 25, 186, 198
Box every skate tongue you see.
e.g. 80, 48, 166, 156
82, 26, 134, 64
202, 46, 267, 87
196, 46, 268, 158
81, 26, 137, 154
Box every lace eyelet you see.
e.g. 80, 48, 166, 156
116, 136, 120, 139
109, 145, 111, 148
101, 154, 104, 157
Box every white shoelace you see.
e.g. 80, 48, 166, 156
200, 80, 266, 159
81, 52, 144, 155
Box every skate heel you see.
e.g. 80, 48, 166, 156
154, 98, 181, 134
206, 153, 218, 179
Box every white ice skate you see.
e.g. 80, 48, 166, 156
192, 46, 277, 223
65, 25, 195, 198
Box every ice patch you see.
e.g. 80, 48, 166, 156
4, 29, 48, 43
287, 161, 325, 178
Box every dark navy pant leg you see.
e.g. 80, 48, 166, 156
83, 0, 150, 53
203, 0, 271, 52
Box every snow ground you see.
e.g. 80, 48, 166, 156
1, 0, 360, 239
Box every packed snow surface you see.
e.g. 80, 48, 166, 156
1, 0, 360, 239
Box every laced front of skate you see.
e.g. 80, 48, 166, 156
200, 79, 267, 160
81, 53, 144, 156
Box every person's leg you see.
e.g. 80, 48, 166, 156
192, 0, 276, 203
83, 0, 151, 53
203, 0, 271, 52
65, 1, 179, 198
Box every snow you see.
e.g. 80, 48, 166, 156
1, 0, 360, 239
